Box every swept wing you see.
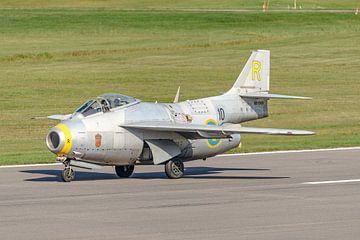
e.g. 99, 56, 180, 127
121, 121, 314, 138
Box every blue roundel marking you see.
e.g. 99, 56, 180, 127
206, 119, 222, 148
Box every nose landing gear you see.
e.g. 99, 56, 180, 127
61, 159, 75, 182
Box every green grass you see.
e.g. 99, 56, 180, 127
0, 4, 359, 165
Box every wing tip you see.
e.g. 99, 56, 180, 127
287, 130, 315, 136
297, 96, 313, 100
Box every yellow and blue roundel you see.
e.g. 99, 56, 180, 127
205, 119, 222, 148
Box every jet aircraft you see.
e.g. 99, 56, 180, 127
46, 50, 314, 182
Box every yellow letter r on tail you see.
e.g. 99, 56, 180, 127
252, 60, 261, 81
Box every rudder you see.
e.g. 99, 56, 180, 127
227, 50, 270, 94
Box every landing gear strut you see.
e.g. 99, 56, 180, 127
61, 159, 75, 182
115, 165, 135, 178
165, 158, 184, 179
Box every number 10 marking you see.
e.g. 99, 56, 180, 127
218, 108, 225, 121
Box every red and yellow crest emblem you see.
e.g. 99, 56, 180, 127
95, 133, 102, 148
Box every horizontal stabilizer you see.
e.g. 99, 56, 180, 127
240, 92, 312, 100
121, 121, 314, 137
239, 92, 312, 100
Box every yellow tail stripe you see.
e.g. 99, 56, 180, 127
55, 123, 72, 155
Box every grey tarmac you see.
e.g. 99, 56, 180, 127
0, 148, 359, 240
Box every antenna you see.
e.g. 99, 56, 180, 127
173, 86, 181, 103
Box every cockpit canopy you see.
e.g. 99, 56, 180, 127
75, 93, 139, 117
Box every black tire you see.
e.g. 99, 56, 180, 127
115, 165, 135, 178
61, 168, 75, 182
165, 159, 184, 179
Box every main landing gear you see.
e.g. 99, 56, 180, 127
59, 159, 184, 181
61, 159, 75, 182
115, 165, 135, 178
165, 158, 184, 179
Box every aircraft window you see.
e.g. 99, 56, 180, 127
81, 101, 102, 117
75, 100, 94, 113
113, 98, 129, 107
74, 93, 139, 117
97, 93, 138, 110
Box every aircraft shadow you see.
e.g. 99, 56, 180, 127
20, 167, 288, 182
133, 167, 288, 180
21, 169, 118, 182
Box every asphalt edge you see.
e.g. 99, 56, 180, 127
1, 146, 359, 169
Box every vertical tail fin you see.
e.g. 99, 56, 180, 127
227, 50, 270, 94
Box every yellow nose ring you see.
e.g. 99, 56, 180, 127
55, 123, 72, 156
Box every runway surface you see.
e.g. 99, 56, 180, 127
0, 148, 359, 240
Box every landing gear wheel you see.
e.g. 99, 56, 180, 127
165, 159, 184, 179
115, 165, 135, 178
61, 167, 75, 182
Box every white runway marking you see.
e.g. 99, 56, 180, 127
218, 146, 360, 157
0, 163, 61, 169
302, 179, 360, 185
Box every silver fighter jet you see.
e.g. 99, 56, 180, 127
46, 50, 314, 182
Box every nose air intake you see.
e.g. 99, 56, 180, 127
46, 124, 73, 156
48, 131, 60, 149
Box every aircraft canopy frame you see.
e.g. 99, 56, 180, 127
75, 93, 140, 117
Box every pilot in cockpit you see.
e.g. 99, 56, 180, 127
100, 99, 110, 112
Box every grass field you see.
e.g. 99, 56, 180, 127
0, 1, 359, 165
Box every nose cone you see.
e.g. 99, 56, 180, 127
46, 123, 73, 156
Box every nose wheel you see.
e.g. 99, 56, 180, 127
61, 160, 75, 182
165, 158, 184, 179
